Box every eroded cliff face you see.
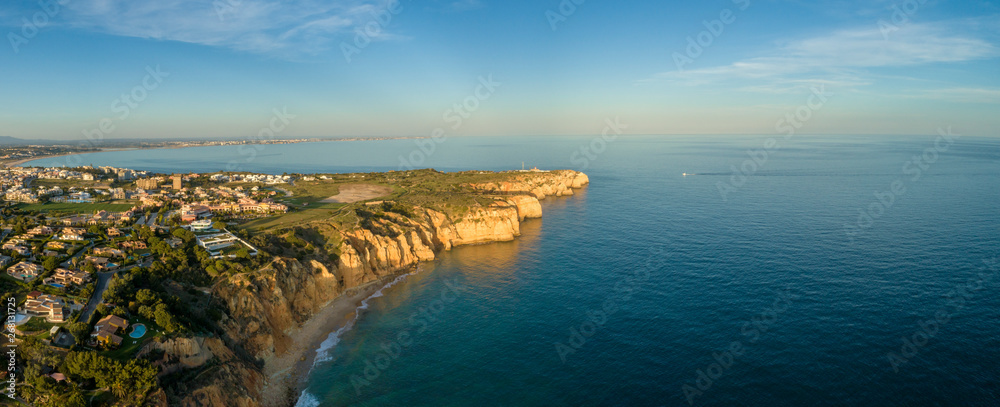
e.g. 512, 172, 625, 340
186, 170, 588, 406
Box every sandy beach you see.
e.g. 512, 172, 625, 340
260, 282, 385, 407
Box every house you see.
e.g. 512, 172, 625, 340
166, 237, 183, 249
189, 219, 213, 232
0, 255, 11, 268
118, 240, 147, 250
84, 256, 118, 271
21, 294, 67, 323
58, 227, 87, 241
92, 315, 129, 348
7, 261, 43, 282
46, 268, 91, 287
2, 242, 31, 257
93, 247, 124, 257
26, 225, 54, 236
180, 205, 212, 222
107, 227, 122, 237
45, 241, 67, 250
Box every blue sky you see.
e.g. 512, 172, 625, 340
0, 0, 998, 139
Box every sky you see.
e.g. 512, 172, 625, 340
0, 0, 998, 140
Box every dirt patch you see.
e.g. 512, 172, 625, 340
321, 184, 393, 203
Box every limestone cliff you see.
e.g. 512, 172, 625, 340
184, 170, 588, 406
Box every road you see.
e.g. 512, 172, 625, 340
78, 257, 152, 322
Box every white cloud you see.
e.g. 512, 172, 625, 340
910, 87, 1000, 103
54, 0, 406, 55
646, 20, 999, 92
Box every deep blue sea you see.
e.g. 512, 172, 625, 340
26, 135, 1000, 406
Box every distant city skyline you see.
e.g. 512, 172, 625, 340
1, 0, 998, 139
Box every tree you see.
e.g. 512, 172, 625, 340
67, 322, 91, 343
42, 256, 59, 272
136, 289, 157, 305
153, 303, 176, 332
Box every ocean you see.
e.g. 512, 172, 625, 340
26, 135, 1000, 406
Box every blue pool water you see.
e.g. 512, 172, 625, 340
48, 283, 64, 288
26, 135, 1000, 406
130, 324, 147, 339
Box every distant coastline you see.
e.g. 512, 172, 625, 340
4, 136, 429, 169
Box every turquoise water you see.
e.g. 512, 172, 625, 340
130, 324, 147, 338
28, 135, 1000, 406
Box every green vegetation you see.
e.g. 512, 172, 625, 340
16, 202, 135, 214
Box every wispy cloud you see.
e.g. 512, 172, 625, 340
910, 87, 1000, 103
51, 0, 405, 56
645, 19, 999, 93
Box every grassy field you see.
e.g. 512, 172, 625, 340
17, 201, 136, 214
240, 202, 347, 232
236, 170, 541, 232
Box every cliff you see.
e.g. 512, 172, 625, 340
183, 170, 588, 406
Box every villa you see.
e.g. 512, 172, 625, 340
118, 240, 147, 250
59, 227, 87, 241
26, 225, 54, 236
45, 241, 67, 250
92, 315, 129, 348
7, 261, 43, 282
22, 293, 68, 323
189, 219, 213, 232
45, 268, 91, 287
2, 242, 31, 257
107, 227, 122, 237
94, 247, 124, 257
84, 256, 118, 271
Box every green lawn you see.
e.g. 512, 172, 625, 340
239, 202, 345, 231
19, 316, 57, 333
103, 317, 163, 360
17, 202, 135, 214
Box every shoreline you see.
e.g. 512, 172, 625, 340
259, 280, 389, 407
3, 137, 429, 169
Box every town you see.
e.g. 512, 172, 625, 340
0, 164, 295, 405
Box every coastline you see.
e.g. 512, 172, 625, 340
2, 148, 137, 168
3, 137, 429, 169
260, 280, 388, 407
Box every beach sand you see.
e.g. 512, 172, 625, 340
260, 282, 383, 407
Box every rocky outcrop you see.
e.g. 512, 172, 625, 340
191, 170, 588, 407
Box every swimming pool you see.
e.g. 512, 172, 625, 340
129, 324, 146, 339
48, 283, 64, 288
